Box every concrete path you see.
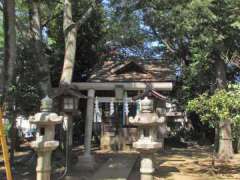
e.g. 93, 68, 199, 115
92, 155, 137, 180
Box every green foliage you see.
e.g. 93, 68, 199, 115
15, 39, 42, 114
187, 84, 240, 130
99, 0, 159, 59
140, 0, 240, 107
3, 0, 239, 116
48, 0, 105, 84
4, 121, 11, 135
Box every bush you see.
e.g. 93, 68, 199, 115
187, 84, 240, 151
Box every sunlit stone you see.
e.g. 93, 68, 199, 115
129, 96, 166, 180
30, 96, 63, 180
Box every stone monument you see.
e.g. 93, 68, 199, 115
129, 96, 166, 180
30, 96, 63, 180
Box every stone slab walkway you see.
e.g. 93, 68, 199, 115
92, 154, 137, 180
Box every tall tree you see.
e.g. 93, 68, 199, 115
60, 0, 97, 85
107, 0, 239, 160
139, 0, 240, 160
28, 0, 51, 96
3, 0, 16, 97
3, 0, 17, 163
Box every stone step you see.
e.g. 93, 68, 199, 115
92, 155, 137, 180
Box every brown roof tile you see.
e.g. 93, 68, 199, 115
88, 60, 176, 82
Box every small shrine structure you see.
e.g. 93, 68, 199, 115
56, 59, 177, 161
55, 59, 175, 164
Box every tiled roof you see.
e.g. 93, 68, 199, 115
87, 60, 175, 82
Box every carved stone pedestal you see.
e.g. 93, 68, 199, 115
140, 153, 154, 180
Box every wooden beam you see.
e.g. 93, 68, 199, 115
72, 82, 173, 91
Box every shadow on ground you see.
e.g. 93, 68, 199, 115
154, 166, 180, 178
1, 143, 240, 180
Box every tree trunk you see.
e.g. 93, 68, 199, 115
3, 0, 17, 164
218, 120, 233, 160
3, 0, 16, 94
214, 125, 219, 152
215, 57, 227, 89
60, 0, 77, 85
215, 57, 233, 160
60, 25, 77, 84
29, 0, 51, 96
60, 0, 95, 85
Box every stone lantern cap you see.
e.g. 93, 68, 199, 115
141, 97, 154, 113
29, 112, 63, 125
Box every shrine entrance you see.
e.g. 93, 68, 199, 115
68, 60, 174, 154
93, 97, 138, 151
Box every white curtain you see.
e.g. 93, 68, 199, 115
94, 97, 101, 122
123, 94, 129, 116
110, 99, 114, 116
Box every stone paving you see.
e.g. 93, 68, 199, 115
92, 154, 137, 180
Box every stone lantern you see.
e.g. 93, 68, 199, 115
30, 96, 63, 180
129, 96, 166, 180
53, 85, 86, 169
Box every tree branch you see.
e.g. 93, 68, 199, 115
75, 5, 94, 29
55, 0, 63, 5
150, 25, 176, 53
64, 1, 96, 35
42, 10, 63, 27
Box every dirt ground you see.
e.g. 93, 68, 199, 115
1, 142, 240, 180
152, 144, 240, 180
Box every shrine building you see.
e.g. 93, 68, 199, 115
55, 59, 179, 152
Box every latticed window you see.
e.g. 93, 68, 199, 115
63, 97, 74, 110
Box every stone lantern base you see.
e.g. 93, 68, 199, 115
141, 174, 154, 180
140, 153, 155, 180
